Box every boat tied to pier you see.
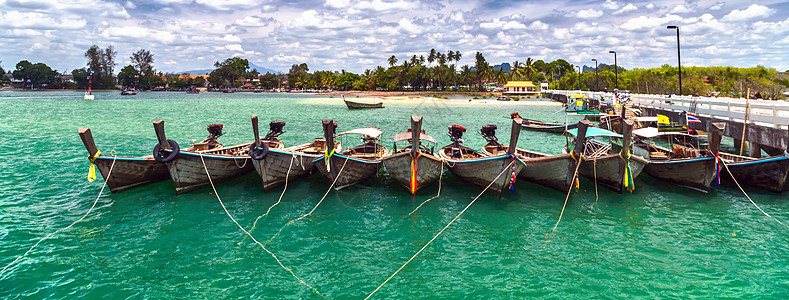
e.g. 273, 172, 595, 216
313, 120, 387, 190
381, 115, 444, 195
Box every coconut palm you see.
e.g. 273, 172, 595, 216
388, 55, 398, 67
428, 49, 436, 65
523, 57, 537, 80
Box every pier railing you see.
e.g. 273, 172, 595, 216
544, 90, 789, 129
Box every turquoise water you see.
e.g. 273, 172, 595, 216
0, 91, 787, 298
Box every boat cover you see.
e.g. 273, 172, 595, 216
337, 127, 383, 138
633, 127, 696, 138
567, 127, 623, 138
393, 132, 436, 143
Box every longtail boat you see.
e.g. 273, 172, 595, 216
631, 123, 725, 193
719, 126, 789, 193
438, 118, 525, 195
521, 119, 579, 134
381, 115, 444, 194
313, 120, 387, 189
78, 128, 170, 193
152, 119, 283, 194
249, 115, 340, 191
343, 95, 384, 109
482, 120, 590, 192
565, 120, 649, 193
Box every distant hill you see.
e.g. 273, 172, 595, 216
176, 62, 278, 75
492, 62, 511, 73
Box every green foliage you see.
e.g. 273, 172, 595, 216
209, 57, 252, 88
130, 49, 155, 89
84, 45, 117, 89
117, 65, 138, 88
12, 60, 60, 89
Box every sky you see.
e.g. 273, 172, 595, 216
0, 0, 787, 74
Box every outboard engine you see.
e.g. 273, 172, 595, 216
448, 125, 466, 144
480, 124, 499, 145
206, 124, 224, 138
264, 121, 286, 140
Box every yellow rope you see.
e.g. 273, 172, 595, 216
720, 160, 787, 228
264, 154, 351, 247
591, 156, 599, 210
404, 159, 446, 218
1, 152, 117, 276
551, 156, 583, 235
245, 153, 296, 237
198, 154, 324, 297
365, 160, 515, 300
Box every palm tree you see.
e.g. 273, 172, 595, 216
495, 68, 508, 86
447, 50, 455, 63
511, 61, 523, 80
454, 51, 462, 65
419, 55, 426, 65
388, 55, 398, 67
523, 57, 537, 81
410, 55, 419, 66
428, 49, 436, 65
437, 53, 447, 66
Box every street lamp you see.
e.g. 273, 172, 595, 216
575, 65, 580, 90
667, 25, 681, 95
609, 51, 617, 90
591, 58, 598, 91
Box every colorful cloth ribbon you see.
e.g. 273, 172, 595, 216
620, 149, 635, 192
409, 151, 420, 197
324, 148, 335, 172
88, 150, 101, 182
570, 151, 582, 191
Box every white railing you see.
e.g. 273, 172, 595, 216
544, 90, 789, 129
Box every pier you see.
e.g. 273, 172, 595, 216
544, 90, 789, 157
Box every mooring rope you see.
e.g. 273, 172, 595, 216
551, 156, 584, 235
591, 157, 599, 210
404, 159, 447, 218
246, 153, 297, 236
1, 152, 117, 276
264, 155, 351, 247
720, 160, 787, 228
198, 154, 324, 297
365, 160, 515, 300
232, 156, 248, 169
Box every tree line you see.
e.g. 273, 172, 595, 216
2, 47, 787, 98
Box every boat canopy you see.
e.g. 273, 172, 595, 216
633, 116, 658, 122
393, 132, 436, 143
568, 94, 588, 99
567, 127, 623, 138
633, 127, 695, 138
337, 127, 382, 138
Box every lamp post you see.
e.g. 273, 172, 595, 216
667, 25, 681, 96
609, 51, 617, 90
591, 58, 598, 91
575, 65, 580, 90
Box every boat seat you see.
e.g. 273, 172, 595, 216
649, 151, 669, 160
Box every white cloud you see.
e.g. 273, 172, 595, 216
709, 2, 723, 10
577, 9, 603, 19
722, 4, 774, 22
603, 0, 619, 10
614, 4, 637, 15
671, 5, 691, 14
529, 21, 548, 30
646, 3, 655, 9
397, 18, 421, 34
233, 16, 274, 27
195, 0, 258, 11
620, 14, 683, 31
325, 0, 350, 9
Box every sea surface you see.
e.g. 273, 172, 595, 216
0, 91, 787, 298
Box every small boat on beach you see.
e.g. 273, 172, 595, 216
152, 120, 283, 194
381, 115, 444, 194
439, 119, 525, 196
631, 123, 725, 193
313, 120, 387, 189
565, 120, 649, 193
343, 95, 384, 109
497, 96, 512, 101
78, 128, 170, 193
249, 115, 340, 191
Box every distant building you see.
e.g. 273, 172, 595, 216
503, 81, 539, 95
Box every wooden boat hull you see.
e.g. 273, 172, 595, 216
94, 156, 170, 193
642, 157, 716, 193
578, 154, 648, 193
251, 149, 319, 192
166, 151, 254, 194
313, 154, 381, 190
521, 122, 578, 134
382, 152, 444, 194
345, 100, 384, 109
519, 154, 573, 192
724, 155, 789, 193
444, 155, 524, 195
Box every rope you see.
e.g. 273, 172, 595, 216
551, 155, 583, 235
233, 156, 248, 169
365, 160, 515, 300
404, 159, 446, 218
198, 154, 324, 297
591, 156, 599, 210
246, 153, 296, 237
1, 152, 117, 276
720, 160, 787, 228
264, 155, 351, 247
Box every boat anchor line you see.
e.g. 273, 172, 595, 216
720, 160, 788, 228
590, 157, 599, 210
549, 153, 584, 238
403, 159, 447, 220
264, 155, 351, 247
1, 152, 118, 276
197, 154, 324, 298
366, 160, 515, 300
244, 153, 297, 240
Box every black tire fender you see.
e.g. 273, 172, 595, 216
249, 142, 269, 160
153, 139, 180, 163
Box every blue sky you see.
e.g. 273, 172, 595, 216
0, 0, 786, 74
